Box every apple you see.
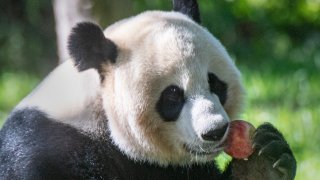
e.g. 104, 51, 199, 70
224, 120, 256, 159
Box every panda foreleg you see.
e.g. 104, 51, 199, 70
222, 123, 296, 180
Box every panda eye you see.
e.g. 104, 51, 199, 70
156, 85, 185, 122
208, 73, 228, 105
163, 86, 184, 102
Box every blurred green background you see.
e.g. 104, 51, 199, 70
0, 0, 319, 179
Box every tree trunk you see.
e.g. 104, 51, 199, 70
53, 0, 93, 63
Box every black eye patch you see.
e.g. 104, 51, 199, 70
156, 85, 185, 122
208, 73, 228, 105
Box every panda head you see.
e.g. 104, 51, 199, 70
68, 0, 243, 166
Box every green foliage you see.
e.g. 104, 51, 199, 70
240, 62, 320, 180
0, 72, 39, 126
215, 55, 320, 180
0, 0, 319, 179
0, 0, 57, 75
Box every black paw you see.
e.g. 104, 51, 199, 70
252, 123, 296, 179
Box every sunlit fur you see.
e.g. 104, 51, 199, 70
102, 11, 244, 166
15, 10, 243, 167
16, 61, 105, 133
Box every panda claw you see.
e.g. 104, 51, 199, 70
273, 159, 281, 168
272, 153, 296, 180
273, 161, 288, 179
252, 142, 258, 150
257, 145, 270, 157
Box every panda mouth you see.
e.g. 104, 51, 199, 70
183, 144, 224, 156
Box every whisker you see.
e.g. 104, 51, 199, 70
199, 145, 206, 152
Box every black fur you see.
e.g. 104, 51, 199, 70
253, 123, 296, 178
0, 108, 225, 180
68, 22, 117, 73
208, 72, 228, 105
227, 123, 297, 180
172, 0, 201, 23
156, 85, 185, 122
0, 110, 296, 179
0, 2, 297, 178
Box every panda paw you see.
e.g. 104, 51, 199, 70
228, 123, 296, 180
252, 123, 296, 179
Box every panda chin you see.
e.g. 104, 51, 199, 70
183, 143, 224, 157
182, 132, 228, 159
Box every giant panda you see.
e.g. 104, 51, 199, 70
0, 0, 296, 179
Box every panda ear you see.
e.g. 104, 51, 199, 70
172, 0, 201, 23
68, 22, 117, 72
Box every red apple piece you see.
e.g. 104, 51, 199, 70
224, 120, 256, 159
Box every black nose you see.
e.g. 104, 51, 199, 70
201, 123, 229, 141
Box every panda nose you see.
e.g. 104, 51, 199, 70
201, 123, 229, 141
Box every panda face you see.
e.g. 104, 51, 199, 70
102, 11, 244, 166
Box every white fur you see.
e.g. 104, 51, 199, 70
102, 11, 244, 166
13, 10, 244, 166
16, 60, 102, 132
189, 95, 229, 139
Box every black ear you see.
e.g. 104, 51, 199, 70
172, 0, 201, 23
68, 22, 117, 72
